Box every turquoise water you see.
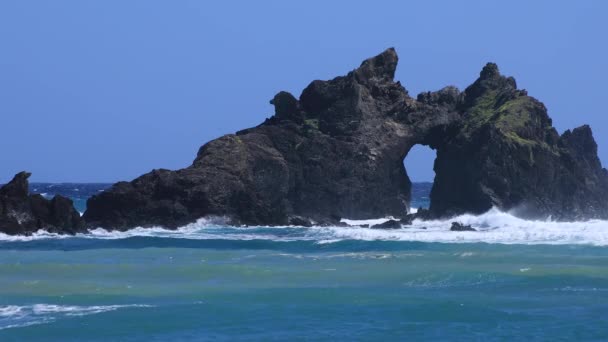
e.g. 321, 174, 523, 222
0, 184, 607, 341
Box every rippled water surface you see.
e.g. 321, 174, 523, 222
1, 183, 607, 341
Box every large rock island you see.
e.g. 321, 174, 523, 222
81, 48, 608, 230
84, 48, 456, 228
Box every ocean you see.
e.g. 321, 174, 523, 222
0, 183, 607, 341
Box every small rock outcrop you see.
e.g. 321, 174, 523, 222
450, 222, 476, 232
0, 172, 84, 235
371, 219, 402, 229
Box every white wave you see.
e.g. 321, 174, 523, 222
0, 304, 152, 330
320, 208, 608, 246
83, 217, 285, 241
31, 304, 151, 316
0, 230, 74, 242
0, 305, 23, 317
340, 217, 397, 226
2, 207, 608, 246
0, 217, 232, 242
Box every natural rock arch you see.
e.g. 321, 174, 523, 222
403, 144, 436, 209
83, 48, 456, 228
81, 48, 608, 230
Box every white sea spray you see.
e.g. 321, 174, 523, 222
0, 304, 153, 330
1, 208, 608, 246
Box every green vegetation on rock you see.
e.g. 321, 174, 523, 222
462, 90, 498, 134
304, 118, 319, 130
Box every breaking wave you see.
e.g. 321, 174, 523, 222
0, 304, 152, 330
1, 208, 608, 246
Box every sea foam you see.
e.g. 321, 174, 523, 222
0, 304, 152, 330
331, 208, 608, 245
1, 208, 608, 246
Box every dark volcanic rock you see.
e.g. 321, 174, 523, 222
371, 219, 402, 229
399, 215, 414, 226
450, 222, 476, 232
428, 63, 608, 220
0, 172, 84, 235
82, 48, 608, 231
289, 216, 313, 227
84, 48, 458, 230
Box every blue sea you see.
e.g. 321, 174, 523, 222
1, 183, 607, 341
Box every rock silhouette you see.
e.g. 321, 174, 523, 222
0, 172, 84, 235
450, 222, 476, 232
429, 63, 608, 220
83, 48, 460, 229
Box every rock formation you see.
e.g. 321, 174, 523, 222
428, 63, 608, 220
83, 48, 458, 229
80, 48, 608, 230
371, 219, 403, 229
450, 222, 476, 232
0, 172, 85, 235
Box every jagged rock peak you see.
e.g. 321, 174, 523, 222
560, 125, 599, 158
462, 62, 518, 108
0, 171, 85, 235
0, 171, 31, 198
479, 62, 500, 80
471, 62, 517, 88
354, 47, 398, 83
270, 91, 301, 120
417, 86, 461, 106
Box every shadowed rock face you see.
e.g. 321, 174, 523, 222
83, 48, 458, 229
0, 172, 84, 235
82, 48, 608, 230
428, 64, 608, 220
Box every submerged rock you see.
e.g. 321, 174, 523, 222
371, 219, 402, 229
0, 172, 84, 235
399, 214, 415, 226
289, 216, 313, 227
82, 48, 608, 231
450, 222, 476, 232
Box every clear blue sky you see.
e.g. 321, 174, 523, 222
1, 1, 606, 182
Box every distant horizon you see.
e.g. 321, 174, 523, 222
2, 1, 607, 183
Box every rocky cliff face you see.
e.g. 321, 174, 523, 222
428, 64, 608, 220
0, 172, 84, 235
81, 48, 608, 230
83, 48, 458, 229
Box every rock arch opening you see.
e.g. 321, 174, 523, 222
404, 145, 436, 211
